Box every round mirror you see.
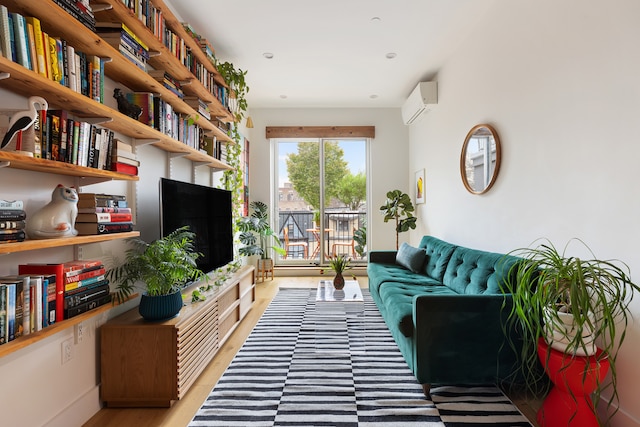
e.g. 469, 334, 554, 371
460, 124, 501, 195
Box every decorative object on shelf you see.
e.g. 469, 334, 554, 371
106, 226, 208, 321
25, 184, 78, 239
460, 124, 501, 195
379, 189, 417, 250
503, 238, 640, 426
113, 88, 142, 120
0, 96, 48, 152
326, 254, 352, 290
238, 201, 285, 272
414, 169, 425, 204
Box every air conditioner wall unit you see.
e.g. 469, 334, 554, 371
401, 82, 438, 125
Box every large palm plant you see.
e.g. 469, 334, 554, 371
237, 201, 285, 259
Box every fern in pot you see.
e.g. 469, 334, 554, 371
503, 238, 639, 425
107, 226, 207, 321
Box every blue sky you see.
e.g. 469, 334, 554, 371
277, 139, 366, 187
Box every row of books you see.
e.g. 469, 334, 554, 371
0, 259, 110, 344
0, 200, 26, 243
121, 0, 231, 114
0, 7, 104, 103
76, 193, 134, 235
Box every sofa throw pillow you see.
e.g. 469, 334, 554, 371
396, 242, 426, 273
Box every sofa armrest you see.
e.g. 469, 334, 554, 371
368, 250, 397, 264
412, 294, 519, 385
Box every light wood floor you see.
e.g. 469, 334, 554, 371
84, 276, 539, 427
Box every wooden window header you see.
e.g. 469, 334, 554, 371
265, 126, 375, 139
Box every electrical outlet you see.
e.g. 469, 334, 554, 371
61, 338, 73, 364
75, 323, 84, 344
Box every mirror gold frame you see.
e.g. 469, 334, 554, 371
460, 124, 501, 195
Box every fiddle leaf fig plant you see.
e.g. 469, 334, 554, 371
380, 189, 417, 249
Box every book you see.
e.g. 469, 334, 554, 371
18, 264, 64, 322
0, 209, 26, 220
48, 32, 61, 82
0, 6, 10, 61
0, 199, 23, 210
64, 282, 110, 310
77, 193, 127, 208
0, 284, 5, 344
111, 155, 140, 167
65, 274, 106, 293
0, 230, 25, 242
77, 206, 132, 214
62, 259, 103, 276
76, 212, 133, 223
5, 282, 15, 341
11, 13, 31, 70
0, 277, 26, 338
65, 293, 111, 319
110, 161, 138, 176
75, 221, 133, 235
29, 275, 42, 332
0, 220, 25, 230
65, 265, 105, 285
111, 147, 136, 158
42, 274, 56, 326
25, 22, 37, 76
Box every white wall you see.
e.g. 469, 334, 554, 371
408, 0, 640, 424
247, 108, 409, 252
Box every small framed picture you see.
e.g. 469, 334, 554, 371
415, 169, 425, 204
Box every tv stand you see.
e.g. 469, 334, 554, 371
100, 265, 255, 407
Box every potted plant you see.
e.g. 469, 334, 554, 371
503, 238, 640, 426
379, 189, 417, 249
238, 201, 286, 276
107, 226, 207, 321
326, 254, 352, 289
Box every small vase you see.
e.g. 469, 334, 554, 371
333, 272, 345, 290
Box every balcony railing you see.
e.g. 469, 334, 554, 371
278, 211, 366, 261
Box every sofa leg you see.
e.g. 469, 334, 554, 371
422, 383, 431, 396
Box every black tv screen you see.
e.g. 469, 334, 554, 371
160, 178, 234, 273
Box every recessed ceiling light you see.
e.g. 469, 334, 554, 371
263, 52, 274, 59
280, 95, 288, 99
370, 94, 378, 99
371, 17, 381, 23
386, 52, 397, 59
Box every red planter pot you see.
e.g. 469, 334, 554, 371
536, 337, 610, 427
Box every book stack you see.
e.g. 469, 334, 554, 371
147, 70, 184, 99
75, 193, 134, 235
96, 23, 149, 71
0, 199, 26, 243
51, 0, 96, 32
109, 138, 139, 176
62, 260, 111, 319
184, 96, 211, 120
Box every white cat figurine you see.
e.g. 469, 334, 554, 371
26, 185, 78, 239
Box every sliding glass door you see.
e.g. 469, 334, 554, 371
274, 138, 368, 266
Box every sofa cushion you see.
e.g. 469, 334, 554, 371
418, 236, 457, 281
379, 281, 457, 337
443, 246, 520, 295
396, 242, 426, 273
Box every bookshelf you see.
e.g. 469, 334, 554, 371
0, 0, 235, 171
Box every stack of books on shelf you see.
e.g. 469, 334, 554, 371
181, 22, 216, 64
0, 7, 104, 103
96, 22, 149, 71
184, 96, 211, 120
75, 193, 134, 235
109, 138, 139, 176
0, 199, 26, 244
61, 259, 110, 319
51, 0, 96, 32
147, 70, 184, 99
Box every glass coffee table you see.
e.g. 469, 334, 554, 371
315, 279, 365, 353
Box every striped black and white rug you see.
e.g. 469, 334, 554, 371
189, 288, 532, 427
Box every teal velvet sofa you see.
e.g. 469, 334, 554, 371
367, 235, 521, 393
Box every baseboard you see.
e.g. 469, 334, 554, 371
597, 397, 640, 427
45, 385, 101, 427
275, 265, 367, 277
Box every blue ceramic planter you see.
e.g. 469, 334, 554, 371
138, 289, 184, 321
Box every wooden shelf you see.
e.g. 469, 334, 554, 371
92, 0, 235, 122
0, 58, 232, 170
0, 293, 138, 358
1, 0, 234, 148
0, 231, 140, 255
0, 150, 139, 181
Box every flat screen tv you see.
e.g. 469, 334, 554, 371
160, 178, 234, 274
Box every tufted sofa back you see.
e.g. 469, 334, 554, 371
442, 246, 520, 295
418, 235, 457, 282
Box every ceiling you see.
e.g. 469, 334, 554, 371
168, 1, 492, 109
